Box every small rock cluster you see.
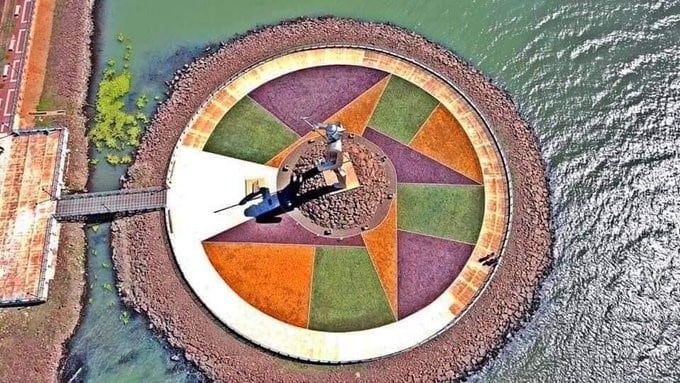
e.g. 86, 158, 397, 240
294, 140, 390, 231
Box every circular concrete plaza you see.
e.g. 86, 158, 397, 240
165, 47, 509, 362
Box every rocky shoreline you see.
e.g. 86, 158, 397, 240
111, 18, 551, 381
0, 0, 95, 381
42, 0, 94, 193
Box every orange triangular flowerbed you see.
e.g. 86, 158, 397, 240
324, 76, 390, 135
203, 242, 315, 328
361, 200, 398, 317
410, 104, 483, 183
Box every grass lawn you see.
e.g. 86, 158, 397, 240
368, 75, 439, 144
309, 247, 395, 332
397, 184, 485, 244
36, 88, 57, 111
203, 96, 298, 163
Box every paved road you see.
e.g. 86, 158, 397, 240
0, 0, 34, 134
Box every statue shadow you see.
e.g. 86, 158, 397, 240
246, 167, 337, 223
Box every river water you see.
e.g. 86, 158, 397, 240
63, 0, 680, 381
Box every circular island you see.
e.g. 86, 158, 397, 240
112, 17, 550, 381
163, 47, 509, 362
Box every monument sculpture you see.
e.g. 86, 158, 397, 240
305, 120, 357, 190
240, 120, 361, 220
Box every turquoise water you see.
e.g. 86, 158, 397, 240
65, 0, 680, 381
61, 223, 202, 382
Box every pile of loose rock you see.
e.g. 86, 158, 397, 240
294, 140, 390, 231
41, 0, 94, 191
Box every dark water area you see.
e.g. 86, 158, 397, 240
63, 0, 680, 381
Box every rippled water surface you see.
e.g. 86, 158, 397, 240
66, 0, 680, 381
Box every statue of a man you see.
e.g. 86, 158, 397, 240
312, 122, 347, 189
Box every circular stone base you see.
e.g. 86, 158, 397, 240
277, 135, 397, 238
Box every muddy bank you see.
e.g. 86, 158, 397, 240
112, 18, 551, 381
39, 0, 94, 192
0, 1, 93, 382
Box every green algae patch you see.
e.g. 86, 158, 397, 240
397, 184, 485, 244
88, 34, 148, 165
369, 75, 439, 144
309, 247, 395, 332
203, 96, 298, 163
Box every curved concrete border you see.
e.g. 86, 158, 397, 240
164, 47, 509, 362
112, 17, 550, 381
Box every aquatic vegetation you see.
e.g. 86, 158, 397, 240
119, 311, 130, 325
134, 112, 148, 124
102, 283, 113, 293
90, 224, 100, 233
135, 95, 148, 109
90, 69, 140, 150
89, 33, 148, 165
105, 154, 121, 165
105, 154, 134, 165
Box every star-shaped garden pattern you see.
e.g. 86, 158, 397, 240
180, 65, 486, 332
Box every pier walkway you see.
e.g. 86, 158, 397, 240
54, 187, 166, 221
